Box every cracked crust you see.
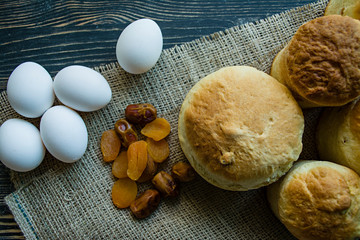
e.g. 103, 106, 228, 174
271, 15, 360, 107
178, 66, 304, 191
267, 160, 360, 240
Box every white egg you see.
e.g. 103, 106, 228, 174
7, 62, 55, 118
40, 105, 88, 163
116, 18, 163, 74
54, 65, 112, 112
0, 119, 45, 172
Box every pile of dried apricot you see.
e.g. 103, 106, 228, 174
100, 103, 195, 219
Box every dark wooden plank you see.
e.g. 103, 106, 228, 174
0, 0, 317, 238
0, 0, 316, 91
0, 214, 25, 239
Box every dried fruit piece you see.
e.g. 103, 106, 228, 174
111, 178, 138, 208
130, 189, 161, 219
152, 171, 179, 198
114, 119, 138, 148
146, 137, 170, 163
172, 162, 196, 182
137, 154, 158, 183
125, 103, 157, 125
112, 151, 128, 178
127, 140, 148, 181
100, 129, 121, 162
141, 118, 171, 141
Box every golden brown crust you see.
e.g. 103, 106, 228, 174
270, 46, 313, 107
178, 66, 304, 191
271, 15, 360, 107
267, 160, 360, 240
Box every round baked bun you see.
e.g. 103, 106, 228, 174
267, 160, 360, 240
178, 66, 304, 191
325, 0, 360, 19
270, 15, 360, 108
316, 98, 360, 175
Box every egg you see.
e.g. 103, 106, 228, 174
7, 62, 55, 118
0, 119, 45, 172
40, 105, 88, 163
116, 18, 163, 74
53, 65, 112, 112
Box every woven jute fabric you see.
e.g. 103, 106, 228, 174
3, 0, 328, 239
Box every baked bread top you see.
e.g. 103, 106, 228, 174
271, 15, 360, 107
267, 160, 360, 240
287, 15, 360, 106
178, 66, 304, 191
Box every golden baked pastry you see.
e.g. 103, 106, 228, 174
325, 0, 360, 19
267, 160, 360, 240
270, 15, 360, 108
178, 66, 304, 191
316, 98, 360, 175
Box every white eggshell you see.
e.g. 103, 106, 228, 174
53, 65, 112, 112
40, 105, 88, 163
7, 62, 55, 118
116, 18, 163, 74
0, 119, 45, 172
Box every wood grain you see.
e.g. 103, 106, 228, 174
0, 0, 316, 238
0, 215, 25, 239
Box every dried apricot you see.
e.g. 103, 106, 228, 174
141, 118, 171, 141
146, 137, 170, 163
100, 129, 121, 162
137, 154, 158, 183
127, 140, 148, 181
112, 151, 128, 178
111, 178, 138, 208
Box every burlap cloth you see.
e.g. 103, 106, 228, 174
1, 0, 329, 239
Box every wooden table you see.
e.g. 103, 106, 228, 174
0, 0, 316, 238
